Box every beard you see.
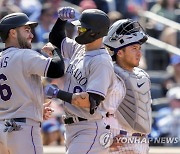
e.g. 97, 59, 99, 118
16, 30, 32, 49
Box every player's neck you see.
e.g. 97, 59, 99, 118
5, 40, 20, 48
85, 38, 103, 51
116, 60, 133, 72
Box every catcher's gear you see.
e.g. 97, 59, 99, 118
3, 119, 22, 133
103, 19, 148, 54
114, 64, 152, 134
0, 13, 38, 42
71, 9, 110, 44
44, 84, 59, 99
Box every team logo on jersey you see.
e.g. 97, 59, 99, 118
66, 64, 87, 86
99, 132, 113, 148
137, 82, 145, 88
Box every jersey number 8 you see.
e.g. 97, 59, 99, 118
73, 86, 83, 93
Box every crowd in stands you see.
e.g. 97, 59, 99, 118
0, 0, 180, 147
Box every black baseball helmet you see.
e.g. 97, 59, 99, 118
0, 12, 38, 42
71, 9, 110, 44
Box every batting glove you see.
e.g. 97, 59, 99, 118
58, 7, 76, 21
44, 84, 59, 99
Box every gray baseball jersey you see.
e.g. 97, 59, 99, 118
0, 47, 52, 122
60, 37, 125, 119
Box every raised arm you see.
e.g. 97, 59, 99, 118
49, 18, 66, 49
49, 7, 76, 49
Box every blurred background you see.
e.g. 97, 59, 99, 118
0, 0, 180, 153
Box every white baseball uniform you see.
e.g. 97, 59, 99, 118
0, 47, 52, 154
107, 65, 151, 154
59, 37, 126, 154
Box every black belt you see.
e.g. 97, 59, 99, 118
11, 118, 26, 123
4, 118, 41, 127
63, 117, 87, 124
3, 118, 26, 123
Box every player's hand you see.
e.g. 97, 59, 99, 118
43, 101, 54, 120
41, 42, 55, 57
109, 134, 124, 152
58, 7, 76, 21
44, 84, 59, 99
0, 142, 9, 154
72, 92, 90, 108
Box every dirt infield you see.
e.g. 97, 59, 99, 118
43, 146, 180, 154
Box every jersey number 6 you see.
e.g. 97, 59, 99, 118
0, 74, 12, 101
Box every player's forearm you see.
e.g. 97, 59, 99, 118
44, 85, 103, 110
56, 91, 90, 108
56, 89, 73, 103
49, 18, 66, 49
60, 92, 104, 113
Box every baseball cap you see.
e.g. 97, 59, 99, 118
170, 55, 180, 65
166, 86, 180, 100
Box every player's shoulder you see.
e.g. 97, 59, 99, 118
21, 48, 42, 55
134, 67, 150, 78
92, 52, 113, 66
64, 37, 84, 52
65, 37, 82, 48
91, 48, 111, 60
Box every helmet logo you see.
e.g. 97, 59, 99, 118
119, 39, 124, 44
109, 34, 121, 42
126, 37, 133, 39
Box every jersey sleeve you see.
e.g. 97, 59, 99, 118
86, 59, 114, 98
61, 37, 82, 59
22, 49, 52, 77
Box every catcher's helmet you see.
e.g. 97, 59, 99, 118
103, 19, 148, 54
71, 9, 110, 44
0, 12, 38, 42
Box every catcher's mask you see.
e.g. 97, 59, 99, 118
0, 12, 38, 42
103, 19, 148, 57
71, 9, 110, 44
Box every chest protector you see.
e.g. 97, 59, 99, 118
114, 64, 152, 134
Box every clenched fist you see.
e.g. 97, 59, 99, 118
58, 7, 76, 21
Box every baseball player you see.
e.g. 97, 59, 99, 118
44, 7, 126, 154
0, 13, 65, 154
103, 19, 152, 154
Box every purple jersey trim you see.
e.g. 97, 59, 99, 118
86, 89, 105, 98
44, 58, 51, 77
86, 122, 98, 154
31, 126, 36, 154
84, 53, 109, 57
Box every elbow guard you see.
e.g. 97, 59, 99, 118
47, 56, 64, 78
88, 93, 104, 115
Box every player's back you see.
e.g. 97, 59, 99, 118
0, 47, 48, 122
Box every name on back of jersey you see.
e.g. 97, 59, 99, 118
0, 56, 9, 69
